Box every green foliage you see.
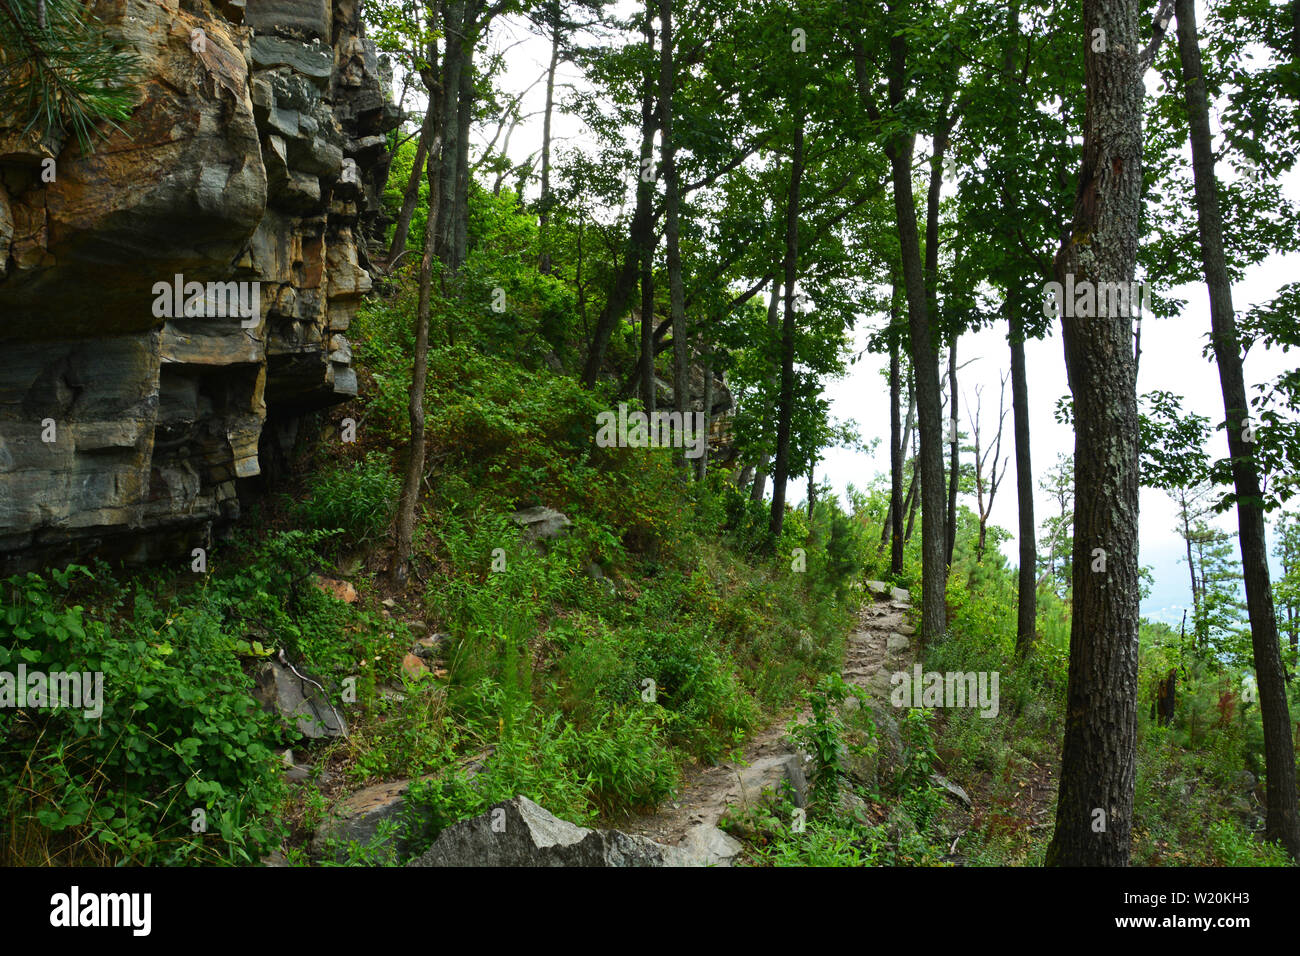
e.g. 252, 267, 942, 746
0, 564, 285, 865
295, 451, 400, 549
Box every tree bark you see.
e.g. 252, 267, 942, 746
945, 337, 959, 567
538, 0, 561, 275
1045, 0, 1146, 867
1010, 304, 1037, 659
392, 136, 440, 585
1176, 0, 1300, 859
769, 109, 804, 539
659, 0, 689, 461
885, 293, 902, 565
386, 103, 437, 270
638, 8, 657, 414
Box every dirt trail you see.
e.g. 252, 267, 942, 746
620, 583, 916, 861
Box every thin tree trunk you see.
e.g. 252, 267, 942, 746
436, 0, 466, 270
538, 1, 561, 275
698, 359, 713, 480
946, 337, 960, 567
1045, 0, 1151, 867
769, 108, 804, 539
904, 456, 920, 544
1010, 304, 1037, 659
638, 8, 657, 414
1176, 0, 1300, 859
659, 0, 689, 462
884, 301, 901, 556
386, 104, 436, 270
393, 137, 440, 585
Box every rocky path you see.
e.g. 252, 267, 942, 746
619, 580, 917, 865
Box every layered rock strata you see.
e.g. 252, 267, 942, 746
0, 0, 400, 570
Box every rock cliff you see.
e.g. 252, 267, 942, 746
0, 0, 400, 570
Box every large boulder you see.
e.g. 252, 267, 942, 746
0, 0, 400, 571
408, 796, 699, 868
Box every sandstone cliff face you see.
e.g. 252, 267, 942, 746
0, 0, 400, 570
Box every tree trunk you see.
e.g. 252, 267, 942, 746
392, 138, 440, 585
698, 359, 713, 480
659, 0, 689, 462
1176, 0, 1300, 859
435, 0, 466, 271
872, 23, 948, 644
904, 456, 920, 544
538, 1, 561, 275
579, 76, 655, 386
945, 337, 959, 567
769, 109, 804, 539
1010, 305, 1037, 658
638, 9, 657, 414
884, 301, 901, 558
1045, 0, 1146, 867
386, 104, 437, 270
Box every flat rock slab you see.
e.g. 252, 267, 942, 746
408, 796, 697, 867
890, 586, 911, 603
887, 632, 910, 652
865, 580, 890, 598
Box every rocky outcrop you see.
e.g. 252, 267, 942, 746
0, 0, 400, 571
408, 796, 700, 868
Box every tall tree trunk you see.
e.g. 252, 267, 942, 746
884, 300, 902, 557
904, 456, 920, 544
887, 149, 945, 641
1045, 0, 1148, 867
1176, 0, 1300, 859
698, 359, 713, 480
638, 9, 657, 414
749, 278, 781, 503
452, 8, 475, 272
1010, 304, 1037, 659
436, 0, 466, 270
659, 0, 689, 459
769, 110, 804, 539
945, 337, 959, 567
538, 1, 561, 275
807, 465, 815, 519
392, 139, 440, 585
579, 79, 655, 386
386, 104, 437, 270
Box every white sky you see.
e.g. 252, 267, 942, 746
389, 2, 1299, 624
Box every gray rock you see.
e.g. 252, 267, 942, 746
890, 587, 911, 603
311, 778, 429, 864
887, 632, 910, 653
251, 661, 347, 739
865, 580, 890, 598
510, 506, 572, 543
678, 824, 743, 867
931, 773, 972, 809
250, 37, 334, 88
408, 796, 698, 867
734, 754, 809, 811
